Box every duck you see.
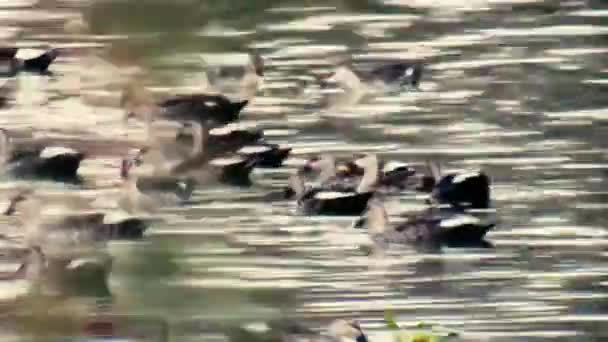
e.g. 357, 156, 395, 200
205, 50, 265, 100
303, 155, 416, 190
0, 128, 85, 183
136, 121, 260, 187
176, 123, 264, 151
121, 81, 249, 127
227, 319, 368, 342
321, 58, 423, 92
288, 154, 378, 216
175, 123, 290, 167
0, 245, 113, 297
237, 144, 291, 168
3, 188, 149, 252
417, 161, 491, 210
363, 198, 494, 250
119, 151, 196, 214
0, 47, 59, 76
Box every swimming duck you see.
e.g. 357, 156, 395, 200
3, 189, 149, 251
0, 128, 85, 183
288, 154, 378, 216
205, 50, 265, 100
364, 198, 494, 250
418, 161, 491, 210
0, 245, 113, 297
176, 123, 264, 152
119, 154, 196, 214
121, 83, 249, 127
303, 155, 416, 190
137, 121, 260, 187
0, 47, 59, 76
227, 319, 368, 342
321, 58, 423, 93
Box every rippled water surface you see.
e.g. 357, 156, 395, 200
1, 0, 608, 341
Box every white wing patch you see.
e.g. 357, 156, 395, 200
452, 171, 481, 184
210, 156, 245, 166
383, 161, 409, 173
439, 214, 481, 228
238, 145, 271, 154
40, 146, 79, 159
405, 66, 415, 77
314, 191, 354, 199
209, 122, 256, 136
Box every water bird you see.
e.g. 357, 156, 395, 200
3, 189, 149, 253
288, 154, 378, 215
205, 50, 266, 100
121, 82, 249, 127
227, 319, 368, 342
320, 59, 423, 92
0, 128, 85, 183
0, 47, 59, 75
135, 121, 260, 187
176, 123, 290, 167
0, 245, 112, 297
418, 161, 491, 210
303, 155, 416, 190
119, 151, 196, 214
364, 198, 494, 249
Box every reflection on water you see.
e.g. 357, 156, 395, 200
1, 0, 608, 341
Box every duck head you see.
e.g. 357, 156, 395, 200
327, 319, 368, 342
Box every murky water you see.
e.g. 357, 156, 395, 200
1, 0, 608, 341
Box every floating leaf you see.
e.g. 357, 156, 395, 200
384, 311, 401, 330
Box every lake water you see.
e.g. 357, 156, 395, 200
0, 0, 607, 341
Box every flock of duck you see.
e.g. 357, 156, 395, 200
0, 46, 495, 339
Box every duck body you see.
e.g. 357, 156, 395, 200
119, 158, 195, 214
365, 199, 494, 249
237, 144, 291, 168
157, 93, 248, 126
0, 48, 59, 76
299, 189, 374, 216
431, 171, 491, 209
210, 155, 259, 187
340, 160, 416, 190
366, 61, 424, 89
3, 190, 149, 246
4, 145, 85, 183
